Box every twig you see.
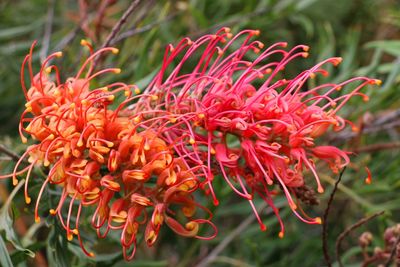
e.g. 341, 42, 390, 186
353, 142, 400, 153
322, 167, 346, 267
101, 0, 141, 47
53, 25, 81, 52
0, 144, 20, 162
331, 108, 400, 141
385, 233, 400, 267
112, 11, 179, 45
361, 254, 383, 267
195, 202, 269, 267
109, 0, 155, 44
94, 0, 113, 41
93, 0, 142, 66
39, 0, 55, 62
374, 109, 400, 125
336, 211, 385, 267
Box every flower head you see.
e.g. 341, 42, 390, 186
4, 40, 215, 260
135, 28, 379, 236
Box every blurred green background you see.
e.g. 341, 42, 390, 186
0, 0, 399, 266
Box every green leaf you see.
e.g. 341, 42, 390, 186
296, 0, 319, 11
290, 14, 314, 38
46, 224, 71, 267
67, 241, 121, 263
188, 4, 208, 27
0, 234, 14, 267
11, 241, 46, 265
0, 20, 43, 40
0, 40, 37, 55
365, 40, 400, 57
382, 57, 400, 91
0, 180, 35, 258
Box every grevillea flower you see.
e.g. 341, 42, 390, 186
0, 40, 215, 260
134, 28, 380, 237
1, 28, 379, 261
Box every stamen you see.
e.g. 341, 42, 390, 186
24, 161, 36, 204
34, 177, 49, 223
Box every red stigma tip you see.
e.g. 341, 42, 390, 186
213, 199, 219, 206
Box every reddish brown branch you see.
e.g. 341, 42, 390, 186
93, 0, 142, 66
385, 233, 400, 267
331, 109, 400, 141
0, 144, 20, 162
336, 211, 385, 267
39, 0, 55, 62
102, 0, 141, 48
322, 167, 346, 267
101, 0, 140, 48
113, 11, 178, 44
354, 142, 400, 153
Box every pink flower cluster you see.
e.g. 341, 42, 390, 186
136, 28, 378, 236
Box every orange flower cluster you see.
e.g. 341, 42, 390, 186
5, 41, 214, 260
